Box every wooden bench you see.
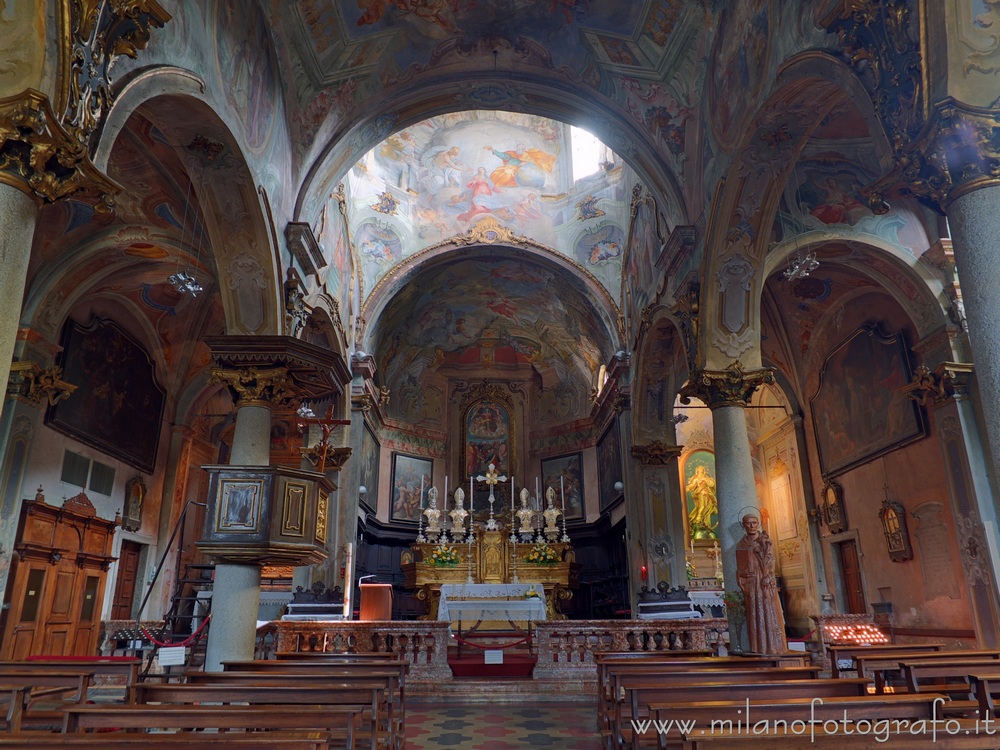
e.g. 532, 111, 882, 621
900, 659, 1000, 709
647, 693, 950, 750
611, 677, 871, 750
968, 673, 1000, 719
61, 703, 367, 749
827, 643, 944, 678
210, 663, 407, 749
855, 650, 1000, 693
596, 654, 809, 722
0, 733, 333, 750
603, 667, 821, 735
183, 670, 403, 750
131, 681, 389, 750
0, 672, 98, 731
678, 715, 999, 749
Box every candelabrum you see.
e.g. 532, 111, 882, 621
416, 504, 427, 544
466, 534, 474, 584
534, 499, 545, 544
561, 509, 570, 544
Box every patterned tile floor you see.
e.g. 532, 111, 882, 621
406, 703, 602, 749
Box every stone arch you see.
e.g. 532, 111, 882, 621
292, 71, 690, 232
699, 52, 901, 371
95, 88, 282, 336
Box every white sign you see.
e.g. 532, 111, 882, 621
484, 650, 504, 664
157, 646, 187, 666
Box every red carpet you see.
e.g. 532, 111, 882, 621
448, 653, 537, 678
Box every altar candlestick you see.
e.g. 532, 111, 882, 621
444, 476, 448, 513
560, 476, 566, 513
535, 477, 540, 509
470, 476, 474, 512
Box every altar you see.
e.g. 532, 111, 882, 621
402, 526, 579, 619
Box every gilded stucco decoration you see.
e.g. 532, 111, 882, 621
209, 366, 297, 408
5, 361, 77, 407
679, 360, 775, 410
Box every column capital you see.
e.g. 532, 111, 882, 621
631, 441, 683, 466
680, 360, 774, 409
0, 89, 119, 209
865, 99, 1000, 214
210, 365, 297, 408
903, 361, 975, 406
6, 360, 77, 407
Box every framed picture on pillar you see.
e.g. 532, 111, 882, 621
541, 452, 585, 522
597, 418, 623, 512
390, 453, 432, 524
810, 324, 926, 477
360, 422, 379, 515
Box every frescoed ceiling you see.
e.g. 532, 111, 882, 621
371, 253, 615, 402
344, 110, 631, 304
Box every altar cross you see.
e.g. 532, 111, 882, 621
476, 462, 507, 530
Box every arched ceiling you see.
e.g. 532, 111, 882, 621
371, 251, 615, 401
346, 110, 631, 304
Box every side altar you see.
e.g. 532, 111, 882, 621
402, 527, 579, 619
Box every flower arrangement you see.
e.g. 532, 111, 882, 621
686, 559, 697, 580
524, 585, 540, 599
428, 544, 459, 567
524, 542, 560, 565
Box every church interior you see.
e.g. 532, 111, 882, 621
2, 0, 1000, 745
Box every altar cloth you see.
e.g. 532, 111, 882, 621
438, 583, 547, 623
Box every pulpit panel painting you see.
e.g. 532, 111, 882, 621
464, 400, 511, 480
390, 453, 432, 524
683, 450, 718, 541
46, 317, 165, 473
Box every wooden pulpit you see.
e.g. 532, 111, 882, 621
359, 583, 393, 621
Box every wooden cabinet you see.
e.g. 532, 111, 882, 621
1, 491, 118, 658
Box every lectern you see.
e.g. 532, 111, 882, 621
359, 583, 393, 621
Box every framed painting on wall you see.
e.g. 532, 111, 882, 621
810, 324, 926, 477
463, 398, 513, 482
597, 418, 623, 511
541, 452, 585, 521
360, 422, 380, 514
390, 453, 432, 524
46, 317, 166, 473
683, 450, 718, 541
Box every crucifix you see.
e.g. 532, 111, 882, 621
476, 462, 507, 530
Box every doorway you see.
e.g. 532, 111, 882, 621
111, 540, 143, 620
836, 539, 867, 614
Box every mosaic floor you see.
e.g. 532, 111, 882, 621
405, 703, 602, 749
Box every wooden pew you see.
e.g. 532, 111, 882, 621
827, 643, 944, 678
678, 716, 999, 749
0, 733, 333, 750
855, 650, 1000, 693
603, 667, 821, 735
183, 669, 403, 750
646, 693, 950, 750
899, 659, 1000, 714
131, 681, 389, 750
968, 673, 1000, 719
211, 662, 407, 750
596, 653, 809, 725
612, 677, 871, 750
0, 658, 139, 687
0, 673, 95, 731
61, 704, 368, 748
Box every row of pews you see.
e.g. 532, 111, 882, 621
0, 652, 406, 750
598, 646, 1000, 749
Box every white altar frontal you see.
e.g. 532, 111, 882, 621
437, 583, 548, 623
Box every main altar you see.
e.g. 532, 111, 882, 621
402, 528, 578, 620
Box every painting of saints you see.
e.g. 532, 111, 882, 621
465, 400, 511, 478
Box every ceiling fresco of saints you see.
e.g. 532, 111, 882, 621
344, 111, 631, 303
373, 256, 612, 419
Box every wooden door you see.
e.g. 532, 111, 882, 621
111, 541, 142, 620
838, 540, 867, 614
3, 564, 46, 659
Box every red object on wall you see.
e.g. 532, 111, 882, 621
641, 565, 648, 581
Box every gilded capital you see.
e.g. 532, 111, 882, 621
902, 361, 974, 406
679, 360, 774, 409
865, 99, 1000, 213
0, 89, 119, 207
210, 365, 297, 407
631, 440, 683, 465
6, 360, 77, 406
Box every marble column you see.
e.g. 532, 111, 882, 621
202, 391, 272, 671
945, 186, 1000, 498
0, 187, 37, 401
